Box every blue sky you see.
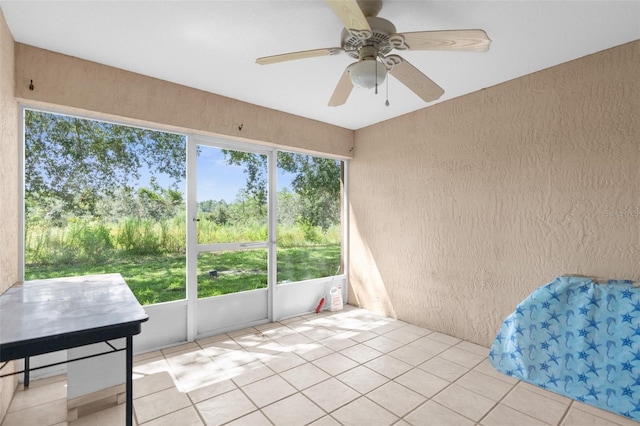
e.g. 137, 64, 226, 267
196, 147, 295, 203
140, 146, 294, 203
196, 147, 247, 202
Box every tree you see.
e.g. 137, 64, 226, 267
279, 153, 342, 230
198, 199, 230, 226
277, 188, 300, 227
222, 150, 341, 230
25, 110, 186, 219
220, 151, 268, 216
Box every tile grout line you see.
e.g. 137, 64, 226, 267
333, 324, 489, 425
556, 400, 575, 426
474, 378, 521, 426
13, 309, 635, 426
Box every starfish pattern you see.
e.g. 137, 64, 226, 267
622, 312, 634, 324
586, 385, 600, 400
547, 331, 560, 344
489, 276, 640, 421
547, 352, 560, 365
548, 310, 561, 322
586, 317, 601, 331
578, 327, 590, 338
586, 361, 600, 377
622, 361, 634, 373
514, 343, 524, 356
587, 341, 601, 353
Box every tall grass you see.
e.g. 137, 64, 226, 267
25, 215, 340, 266
25, 216, 342, 305
26, 219, 113, 264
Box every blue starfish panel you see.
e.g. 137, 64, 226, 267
490, 276, 640, 420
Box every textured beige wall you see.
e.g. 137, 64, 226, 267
349, 40, 640, 347
0, 8, 19, 421
14, 44, 353, 159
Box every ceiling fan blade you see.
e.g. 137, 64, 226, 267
328, 66, 354, 107
257, 47, 343, 65
326, 0, 373, 39
390, 29, 491, 52
388, 57, 444, 103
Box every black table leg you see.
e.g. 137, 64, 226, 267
126, 335, 133, 426
24, 356, 29, 388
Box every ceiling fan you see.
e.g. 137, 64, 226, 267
256, 0, 491, 107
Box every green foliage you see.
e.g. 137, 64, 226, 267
24, 219, 113, 264
113, 217, 187, 255
23, 109, 344, 306
25, 215, 341, 267
277, 188, 301, 227
221, 151, 268, 214
199, 199, 230, 226
277, 245, 342, 282
279, 152, 342, 231
68, 220, 113, 261
196, 218, 268, 244
25, 244, 341, 304
25, 110, 185, 219
298, 218, 321, 244
115, 218, 159, 254
223, 150, 342, 230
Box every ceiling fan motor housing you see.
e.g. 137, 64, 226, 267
356, 0, 383, 17
342, 17, 396, 59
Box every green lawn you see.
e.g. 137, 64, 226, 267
25, 245, 341, 305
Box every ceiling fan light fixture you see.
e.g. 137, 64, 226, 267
347, 59, 387, 89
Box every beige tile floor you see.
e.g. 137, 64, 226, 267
2, 306, 638, 426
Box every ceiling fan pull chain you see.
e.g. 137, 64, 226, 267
385, 76, 390, 107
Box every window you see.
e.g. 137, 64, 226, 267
276, 151, 343, 283
194, 144, 269, 297
22, 109, 345, 310
23, 109, 187, 304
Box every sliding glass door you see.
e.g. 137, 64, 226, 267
187, 137, 273, 338
21, 108, 346, 349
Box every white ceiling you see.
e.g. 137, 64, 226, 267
1, 1, 639, 130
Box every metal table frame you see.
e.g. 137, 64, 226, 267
0, 274, 148, 426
